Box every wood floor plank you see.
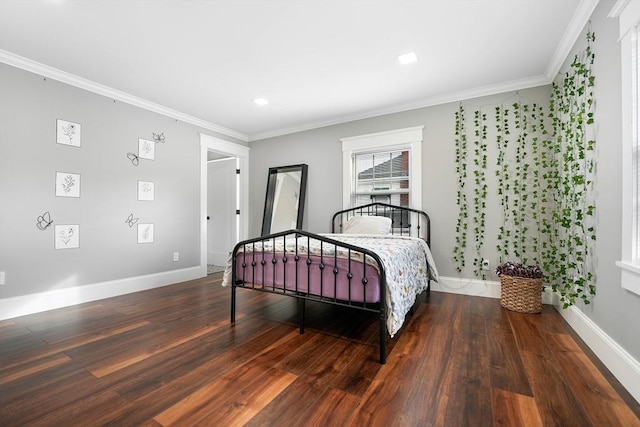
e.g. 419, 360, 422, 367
520, 350, 593, 426
0, 353, 71, 385
0, 366, 102, 426
441, 331, 493, 425
0, 320, 151, 371
89, 323, 220, 378
191, 367, 297, 427
491, 388, 543, 427
301, 387, 361, 427
544, 331, 640, 426
402, 325, 454, 423
506, 310, 551, 356
327, 340, 379, 396
486, 314, 533, 396
154, 355, 290, 425
348, 352, 423, 426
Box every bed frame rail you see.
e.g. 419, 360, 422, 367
331, 202, 431, 247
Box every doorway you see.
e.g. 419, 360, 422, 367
207, 155, 237, 271
199, 134, 250, 277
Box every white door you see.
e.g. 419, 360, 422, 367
207, 157, 236, 266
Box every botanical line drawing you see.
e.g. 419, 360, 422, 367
137, 180, 154, 201
56, 172, 81, 198
55, 224, 80, 249
62, 175, 75, 193
56, 119, 82, 147
138, 138, 155, 160
137, 223, 154, 243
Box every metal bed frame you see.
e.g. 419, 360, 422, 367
230, 203, 431, 364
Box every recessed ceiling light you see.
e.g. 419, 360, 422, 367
253, 97, 269, 106
398, 52, 418, 65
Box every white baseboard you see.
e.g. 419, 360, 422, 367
434, 276, 554, 304
434, 276, 639, 404
433, 276, 502, 298
0, 266, 205, 320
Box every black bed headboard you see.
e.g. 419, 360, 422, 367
331, 203, 431, 247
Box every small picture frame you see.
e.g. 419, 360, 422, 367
138, 138, 155, 160
137, 180, 155, 201
56, 119, 81, 147
55, 224, 80, 249
137, 223, 154, 243
55, 172, 81, 198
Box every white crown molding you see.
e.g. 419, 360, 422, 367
608, 0, 631, 18
0, 49, 249, 142
248, 74, 550, 141
545, 0, 601, 80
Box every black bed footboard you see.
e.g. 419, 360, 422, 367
231, 229, 389, 363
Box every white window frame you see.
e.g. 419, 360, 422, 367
341, 126, 423, 210
611, 0, 640, 295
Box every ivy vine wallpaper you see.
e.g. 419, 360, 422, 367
452, 30, 597, 308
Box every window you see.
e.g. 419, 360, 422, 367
353, 149, 410, 207
341, 126, 423, 210
612, 0, 640, 295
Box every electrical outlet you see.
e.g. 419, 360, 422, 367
0, 271, 5, 285
173, 252, 179, 262
481, 259, 490, 271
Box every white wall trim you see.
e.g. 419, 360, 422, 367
200, 134, 250, 274
434, 276, 554, 304
435, 275, 640, 403
552, 296, 640, 403
0, 267, 201, 320
341, 126, 423, 210
0, 49, 248, 142
545, 0, 601, 80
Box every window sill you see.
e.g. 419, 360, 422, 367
616, 260, 640, 296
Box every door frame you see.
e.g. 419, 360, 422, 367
200, 133, 250, 277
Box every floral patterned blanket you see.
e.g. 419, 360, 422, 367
224, 233, 439, 337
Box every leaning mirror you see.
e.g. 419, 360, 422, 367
261, 164, 308, 235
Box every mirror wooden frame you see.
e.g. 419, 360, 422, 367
261, 164, 308, 235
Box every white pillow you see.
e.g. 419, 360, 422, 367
343, 216, 392, 235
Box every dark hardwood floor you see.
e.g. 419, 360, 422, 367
1, 273, 639, 426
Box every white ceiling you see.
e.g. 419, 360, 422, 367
0, 0, 597, 142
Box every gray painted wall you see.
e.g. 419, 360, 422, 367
248, 0, 639, 360
0, 63, 243, 299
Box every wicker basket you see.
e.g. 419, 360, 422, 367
500, 275, 542, 313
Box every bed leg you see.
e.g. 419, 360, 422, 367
380, 310, 387, 364
231, 284, 236, 324
299, 298, 306, 334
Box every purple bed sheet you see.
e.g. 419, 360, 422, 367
233, 251, 382, 304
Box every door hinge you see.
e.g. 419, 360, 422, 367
236, 209, 240, 215
236, 169, 240, 174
